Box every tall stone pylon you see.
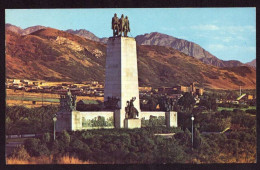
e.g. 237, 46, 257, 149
104, 37, 140, 128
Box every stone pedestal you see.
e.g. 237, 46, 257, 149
104, 37, 140, 128
71, 111, 82, 131
124, 119, 141, 129
165, 111, 178, 128
56, 111, 72, 132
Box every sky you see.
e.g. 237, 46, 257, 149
5, 8, 256, 63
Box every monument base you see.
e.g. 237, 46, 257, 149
124, 119, 141, 129
165, 111, 178, 128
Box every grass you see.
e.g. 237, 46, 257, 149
6, 88, 104, 108
217, 106, 256, 112
6, 95, 59, 103
6, 155, 94, 164
6, 138, 27, 143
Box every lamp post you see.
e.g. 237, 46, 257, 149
191, 114, 194, 150
53, 114, 57, 140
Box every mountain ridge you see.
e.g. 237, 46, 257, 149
5, 23, 46, 35
135, 32, 244, 68
5, 23, 246, 68
246, 59, 256, 68
5, 28, 256, 89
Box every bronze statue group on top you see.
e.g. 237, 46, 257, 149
112, 13, 130, 37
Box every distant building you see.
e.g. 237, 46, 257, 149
6, 79, 14, 83
154, 82, 203, 96
13, 79, 21, 84
171, 86, 190, 93
139, 87, 152, 92
196, 88, 204, 96
28, 81, 40, 86
247, 95, 254, 100
168, 94, 183, 100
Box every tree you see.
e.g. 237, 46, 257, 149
193, 128, 202, 149
42, 132, 51, 143
59, 130, 71, 150
24, 138, 49, 157
177, 92, 195, 112
147, 97, 158, 111
24, 138, 41, 156
199, 95, 217, 111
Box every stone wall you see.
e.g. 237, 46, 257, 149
140, 111, 166, 120
56, 111, 72, 132
75, 111, 114, 130
140, 111, 178, 128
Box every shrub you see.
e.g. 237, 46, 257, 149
42, 132, 51, 143
10, 145, 30, 161
245, 109, 256, 115
58, 130, 71, 150
24, 138, 50, 157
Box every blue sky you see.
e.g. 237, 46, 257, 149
6, 8, 256, 63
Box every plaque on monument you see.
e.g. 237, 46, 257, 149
124, 119, 141, 129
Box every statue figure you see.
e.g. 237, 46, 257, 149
119, 14, 125, 37
112, 13, 119, 37
125, 101, 130, 119
124, 16, 130, 37
112, 14, 130, 37
125, 97, 139, 119
60, 89, 77, 112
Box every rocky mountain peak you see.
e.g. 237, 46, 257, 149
135, 32, 243, 68
5, 23, 46, 35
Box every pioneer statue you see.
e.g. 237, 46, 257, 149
125, 97, 139, 119
112, 13, 119, 37
112, 13, 130, 37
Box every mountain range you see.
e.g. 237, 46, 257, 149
6, 24, 254, 68
135, 32, 245, 68
5, 24, 46, 35
5, 24, 256, 89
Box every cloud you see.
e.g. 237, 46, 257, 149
206, 44, 256, 62
212, 36, 246, 43
207, 44, 256, 52
224, 25, 256, 33
191, 24, 219, 31
191, 24, 255, 33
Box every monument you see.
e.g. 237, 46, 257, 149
56, 13, 177, 131
105, 16, 141, 127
